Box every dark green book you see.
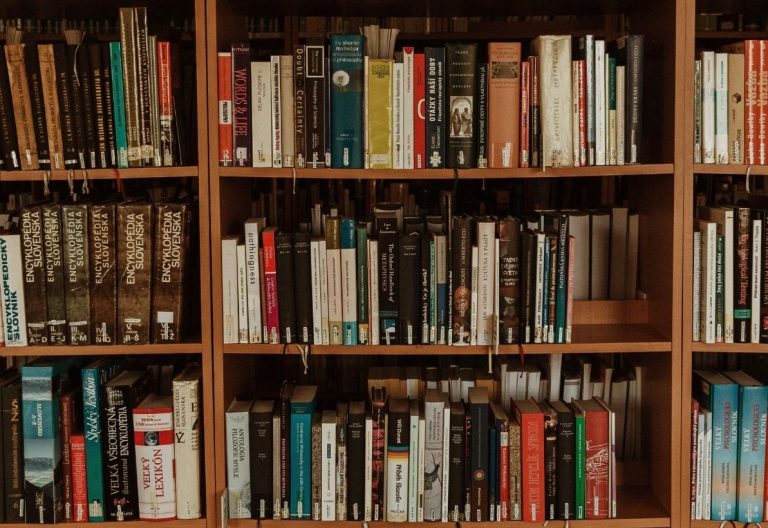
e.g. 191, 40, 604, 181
330, 34, 364, 168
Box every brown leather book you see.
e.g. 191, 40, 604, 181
151, 201, 189, 343
117, 201, 153, 344
4, 43, 39, 169
38, 44, 65, 169
19, 205, 48, 345
62, 202, 91, 344
90, 203, 117, 344
488, 42, 521, 168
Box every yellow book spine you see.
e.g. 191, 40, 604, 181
367, 59, 393, 169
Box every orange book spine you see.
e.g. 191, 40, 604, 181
520, 411, 544, 521
70, 434, 88, 523
745, 40, 759, 165
519, 60, 530, 168
585, 409, 609, 520
488, 42, 521, 168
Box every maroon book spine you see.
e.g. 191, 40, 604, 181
231, 42, 251, 167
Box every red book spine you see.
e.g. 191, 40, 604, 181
262, 229, 280, 343
157, 41, 173, 166
71, 434, 88, 522
133, 407, 176, 520
371, 401, 386, 521
61, 392, 75, 521
578, 59, 587, 166
760, 41, 768, 165
745, 41, 759, 165
413, 53, 426, 169
519, 60, 530, 168
690, 400, 699, 518
499, 428, 509, 521
521, 412, 544, 522
585, 409, 609, 520
218, 52, 233, 166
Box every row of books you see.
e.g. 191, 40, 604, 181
221, 206, 639, 345
695, 42, 768, 165
0, 7, 185, 172
226, 378, 624, 522
696, 13, 767, 32
217, 34, 644, 169
691, 369, 768, 522
0, 357, 202, 523
693, 204, 767, 343
0, 199, 191, 347
0, 18, 196, 36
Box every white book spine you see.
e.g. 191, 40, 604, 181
236, 244, 248, 343
318, 239, 330, 345
403, 49, 415, 169
226, 410, 251, 518
572, 61, 581, 167
470, 246, 479, 346
251, 62, 272, 167
134, 409, 176, 519
0, 234, 27, 346
321, 418, 336, 520
714, 53, 729, 164
692, 231, 702, 342
310, 240, 323, 345
616, 65, 625, 165
368, 240, 380, 345
173, 377, 201, 519
364, 416, 373, 521
280, 55, 295, 167
408, 410, 419, 522
244, 222, 263, 343
436, 235, 448, 344
701, 51, 715, 163
752, 219, 762, 343
695, 412, 704, 520
536, 35, 573, 167
327, 243, 343, 345
423, 401, 443, 521
701, 222, 716, 343
221, 238, 239, 344
269, 56, 283, 167
595, 40, 606, 165
440, 406, 450, 523
723, 211, 735, 343
392, 62, 404, 169
534, 233, 546, 343
476, 222, 496, 345
386, 427, 409, 521
417, 415, 426, 522
703, 411, 712, 520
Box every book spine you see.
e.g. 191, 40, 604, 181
326, 218, 343, 344
371, 401, 385, 521
509, 420, 521, 520
709, 384, 739, 520
310, 240, 323, 344
293, 233, 313, 343
575, 413, 589, 517
356, 225, 369, 344
19, 207, 48, 344
364, 415, 373, 520
543, 412, 557, 519
61, 205, 90, 345
694, 60, 702, 162
735, 386, 767, 522
476, 220, 496, 345
414, 53, 426, 169
321, 415, 336, 520
101, 43, 117, 166
119, 9, 142, 166
151, 202, 187, 343
745, 42, 758, 164
476, 62, 488, 167
133, 407, 176, 520
340, 220, 358, 344
734, 208, 752, 343
245, 222, 263, 343
335, 413, 347, 520
346, 410, 365, 520
90, 204, 117, 345
0, 44, 20, 170
693, 231, 702, 341
366, 58, 393, 169
4, 44, 39, 169
607, 57, 617, 165
448, 407, 465, 521
2, 383, 24, 522
377, 217, 399, 344
275, 233, 296, 343
232, 43, 251, 166
110, 41, 129, 167
623, 35, 644, 163
368, 239, 379, 344
761, 41, 768, 165
250, 61, 272, 167
157, 41, 174, 165
752, 219, 762, 343
399, 233, 420, 344
536, 36, 573, 167
403, 48, 415, 169
469, 401, 488, 521
716, 234, 724, 341
530, 56, 540, 167
319, 240, 330, 344
555, 216, 569, 343
218, 52, 233, 165
311, 415, 321, 520
519, 60, 530, 167
580, 36, 595, 165
386, 407, 409, 522
446, 43, 477, 168
117, 203, 153, 344
88, 44, 108, 167
762, 213, 768, 342
305, 45, 326, 168
263, 229, 280, 343
226, 409, 251, 518
595, 42, 606, 165
280, 55, 295, 167
71, 435, 88, 522
422, 401, 444, 521
74, 39, 98, 168
521, 413, 544, 521
173, 376, 202, 519
133, 7, 153, 165
61, 392, 75, 521
715, 53, 729, 163
425, 47, 445, 168
290, 404, 314, 519
728, 54, 745, 163
330, 35, 364, 168
49, 43, 75, 168
279, 390, 291, 518
488, 42, 521, 168
451, 217, 472, 345
392, 62, 404, 169
82, 366, 107, 521
585, 410, 609, 519
294, 46, 306, 168
420, 234, 431, 344
269, 55, 282, 167
23, 44, 49, 169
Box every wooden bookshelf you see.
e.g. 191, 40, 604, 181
0, 166, 200, 182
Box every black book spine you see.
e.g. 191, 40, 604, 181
20, 205, 49, 345
446, 43, 477, 168
305, 44, 327, 168
134, 7, 153, 166
0, 45, 20, 169
555, 214, 569, 343
2, 382, 23, 522
231, 42, 251, 167
249, 405, 274, 519
23, 43, 50, 169
734, 206, 752, 342
76, 43, 98, 168
420, 233, 430, 344
63, 203, 91, 345
556, 408, 575, 519
345, 406, 365, 520
498, 218, 521, 344
52, 43, 78, 168
293, 232, 313, 343
279, 386, 291, 518
546, 235, 557, 343
530, 56, 540, 168
451, 216, 473, 345
469, 400, 488, 521
377, 215, 399, 344
521, 231, 536, 343
101, 44, 117, 167
398, 232, 421, 344
620, 35, 644, 164
89, 44, 109, 168
426, 47, 445, 168
275, 231, 296, 343
448, 403, 465, 521
102, 375, 149, 521
66, 42, 88, 168
90, 203, 117, 345
294, 45, 306, 168
463, 410, 472, 521
370, 395, 386, 521
543, 409, 557, 519
761, 210, 768, 343
476, 62, 488, 168
43, 203, 68, 344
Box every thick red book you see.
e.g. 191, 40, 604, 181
262, 227, 280, 343
514, 399, 544, 522
133, 394, 176, 520
519, 60, 530, 167
217, 52, 233, 166
61, 390, 76, 521
413, 53, 426, 169
573, 399, 609, 520
70, 434, 88, 522
156, 41, 173, 166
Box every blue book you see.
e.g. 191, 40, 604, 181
340, 218, 358, 345
694, 369, 739, 520
726, 371, 768, 523
21, 358, 78, 524
81, 358, 123, 522
289, 385, 317, 519
329, 35, 364, 168
109, 42, 128, 168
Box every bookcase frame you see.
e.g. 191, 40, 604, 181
0, 0, 215, 527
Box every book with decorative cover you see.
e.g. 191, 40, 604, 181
90, 203, 117, 345
133, 394, 176, 520
425, 47, 446, 168
330, 35, 364, 168
117, 201, 153, 344
62, 203, 90, 345
42, 203, 67, 345
22, 41, 50, 170
172, 365, 202, 519
151, 201, 189, 343
20, 205, 48, 345
4, 43, 38, 169
232, 42, 251, 167
445, 43, 477, 168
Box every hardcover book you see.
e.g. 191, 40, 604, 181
152, 201, 189, 343
305, 44, 327, 168
232, 43, 251, 166
488, 42, 522, 168
133, 394, 176, 520
330, 35, 364, 168
376, 213, 399, 344
448, 401, 465, 521
386, 398, 410, 522
1, 377, 24, 522
346, 400, 366, 520
90, 203, 117, 345
469, 387, 489, 521
173, 365, 202, 519
294, 45, 306, 168
445, 43, 477, 168
293, 232, 313, 343
367, 59, 393, 169
399, 232, 421, 344
425, 47, 446, 168
290, 385, 317, 519
62, 204, 90, 344
276, 231, 297, 343
0, 44, 20, 170
572, 398, 609, 519
514, 399, 545, 522
70, 434, 88, 522
532, 35, 573, 167
19, 205, 48, 345
0, 232, 28, 346
117, 201, 153, 344
451, 215, 473, 345
226, 399, 253, 518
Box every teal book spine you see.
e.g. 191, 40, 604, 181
341, 219, 358, 345
109, 42, 128, 168
555, 215, 568, 343
290, 402, 314, 518
330, 34, 364, 168
707, 382, 739, 520
736, 385, 768, 522
574, 412, 585, 519
355, 223, 369, 345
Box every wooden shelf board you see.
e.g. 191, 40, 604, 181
223, 324, 670, 355
693, 163, 768, 176
690, 342, 768, 353
218, 164, 674, 180
1, 343, 203, 356
691, 522, 755, 528
0, 166, 199, 182
696, 30, 768, 40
